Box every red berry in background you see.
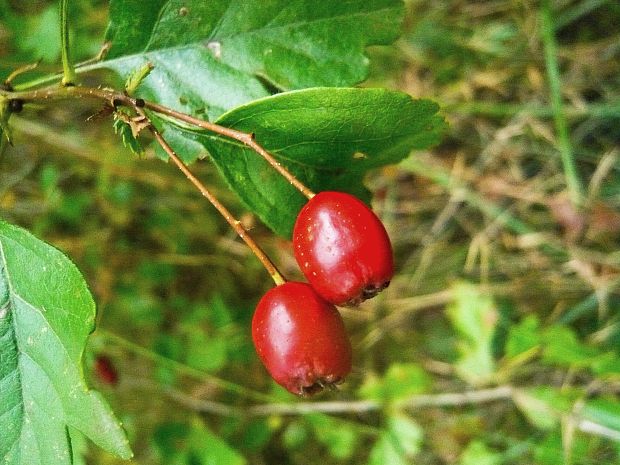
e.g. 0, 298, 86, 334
252, 282, 352, 396
94, 355, 119, 386
293, 191, 394, 306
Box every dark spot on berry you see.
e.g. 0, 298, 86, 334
344, 281, 391, 307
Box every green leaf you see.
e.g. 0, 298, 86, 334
185, 330, 228, 373
359, 363, 431, 401
512, 387, 581, 431
367, 415, 423, 465
154, 418, 247, 465
307, 414, 358, 460
591, 351, 620, 377
581, 399, 620, 438
459, 441, 501, 465
387, 414, 424, 457
541, 326, 600, 368
0, 220, 132, 463
113, 109, 145, 156
505, 315, 541, 359
534, 430, 590, 465
512, 388, 560, 430
367, 433, 408, 465
18, 5, 61, 63
446, 281, 498, 386
164, 87, 444, 237
97, 0, 404, 119
187, 418, 247, 465
282, 421, 309, 450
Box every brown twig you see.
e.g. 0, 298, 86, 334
1, 84, 315, 199
1, 83, 297, 284
133, 104, 286, 285
144, 100, 315, 199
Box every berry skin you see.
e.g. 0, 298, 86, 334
293, 191, 394, 306
252, 282, 352, 396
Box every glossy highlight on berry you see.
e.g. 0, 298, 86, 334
293, 191, 394, 306
252, 282, 352, 396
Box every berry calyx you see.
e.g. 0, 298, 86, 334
252, 281, 352, 396
293, 191, 394, 306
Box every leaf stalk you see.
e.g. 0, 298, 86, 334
60, 0, 77, 86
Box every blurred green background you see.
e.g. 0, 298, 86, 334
1, 0, 619, 464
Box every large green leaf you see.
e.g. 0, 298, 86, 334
158, 87, 445, 237
0, 221, 132, 464
93, 0, 404, 119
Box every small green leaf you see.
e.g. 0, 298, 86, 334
125, 61, 154, 96
154, 418, 247, 465
185, 330, 228, 373
0, 220, 132, 464
282, 421, 309, 450
113, 108, 145, 155
387, 414, 424, 457
581, 399, 620, 436
358, 363, 431, 401
534, 430, 590, 465
513, 387, 582, 431
367, 433, 408, 465
541, 326, 600, 368
505, 315, 541, 359
459, 441, 501, 465
367, 416, 423, 465
512, 389, 560, 430
307, 414, 358, 460
592, 351, 620, 377
188, 418, 247, 465
446, 281, 498, 386
163, 87, 444, 237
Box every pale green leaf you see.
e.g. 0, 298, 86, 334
505, 315, 541, 359
188, 418, 247, 465
581, 399, 620, 440
387, 414, 424, 457
459, 441, 501, 465
358, 363, 431, 401
367, 416, 423, 465
307, 413, 358, 460
0, 221, 132, 464
367, 433, 408, 465
512, 387, 581, 431
541, 326, 600, 368
446, 281, 498, 386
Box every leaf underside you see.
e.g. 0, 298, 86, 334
0, 221, 132, 464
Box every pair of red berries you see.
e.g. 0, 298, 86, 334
252, 191, 394, 396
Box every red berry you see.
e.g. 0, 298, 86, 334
94, 355, 119, 386
293, 191, 394, 306
252, 282, 352, 396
